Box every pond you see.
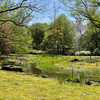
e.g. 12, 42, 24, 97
23, 61, 100, 85
1, 55, 100, 85
24, 62, 68, 78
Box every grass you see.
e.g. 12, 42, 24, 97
0, 70, 100, 100
16, 54, 100, 83
1, 54, 100, 99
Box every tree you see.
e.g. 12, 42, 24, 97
59, 0, 100, 29
81, 21, 100, 53
0, 21, 32, 56
30, 23, 48, 50
72, 17, 85, 51
43, 14, 77, 54
43, 29, 64, 54
9, 25, 32, 55
0, 22, 11, 55
0, 0, 49, 29
0, 22, 33, 56
0, 0, 49, 56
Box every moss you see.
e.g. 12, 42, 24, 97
0, 70, 100, 100
1, 54, 100, 99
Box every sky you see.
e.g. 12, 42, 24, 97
28, 0, 76, 26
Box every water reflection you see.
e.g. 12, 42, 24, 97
23, 62, 100, 83
30, 63, 42, 75
24, 62, 68, 78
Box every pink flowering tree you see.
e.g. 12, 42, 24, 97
0, 22, 11, 55
72, 17, 86, 51
73, 17, 85, 36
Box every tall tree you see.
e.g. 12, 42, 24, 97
72, 17, 85, 51
30, 23, 48, 50
43, 14, 77, 54
43, 29, 64, 54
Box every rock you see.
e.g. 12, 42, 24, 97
8, 61, 15, 65
85, 79, 92, 85
90, 81, 99, 86
14, 62, 21, 66
1, 66, 24, 72
91, 83, 99, 86
71, 59, 79, 62
10, 65, 13, 67
2, 61, 15, 66
2, 63, 9, 66
1, 66, 12, 71
73, 78, 80, 83
66, 79, 71, 82
66, 78, 80, 83
41, 75, 48, 78
85, 79, 99, 86
97, 80, 100, 84
13, 67, 24, 72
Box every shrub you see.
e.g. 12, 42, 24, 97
93, 48, 100, 56
67, 50, 75, 55
75, 51, 90, 56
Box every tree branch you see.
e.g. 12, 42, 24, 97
0, 19, 31, 30
60, 0, 100, 29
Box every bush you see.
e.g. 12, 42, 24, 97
67, 50, 75, 55
93, 48, 100, 56
75, 51, 90, 56
29, 50, 45, 54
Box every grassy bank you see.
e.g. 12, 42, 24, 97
0, 70, 100, 100
1, 54, 100, 83
21, 54, 100, 82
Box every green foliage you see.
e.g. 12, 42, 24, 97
0, 0, 32, 25
37, 64, 62, 71
66, 50, 75, 55
43, 14, 77, 54
43, 29, 63, 53
0, 0, 40, 56
71, 67, 74, 81
0, 22, 11, 55
79, 72, 85, 85
30, 23, 48, 50
81, 20, 100, 53
10, 25, 32, 56
0, 0, 47, 28
60, 0, 100, 29
93, 48, 100, 56
57, 74, 67, 84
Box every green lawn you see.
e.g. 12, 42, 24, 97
0, 70, 100, 100
1, 54, 100, 99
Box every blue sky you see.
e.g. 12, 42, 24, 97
28, 0, 76, 26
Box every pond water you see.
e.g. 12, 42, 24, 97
23, 62, 100, 83
23, 62, 69, 79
